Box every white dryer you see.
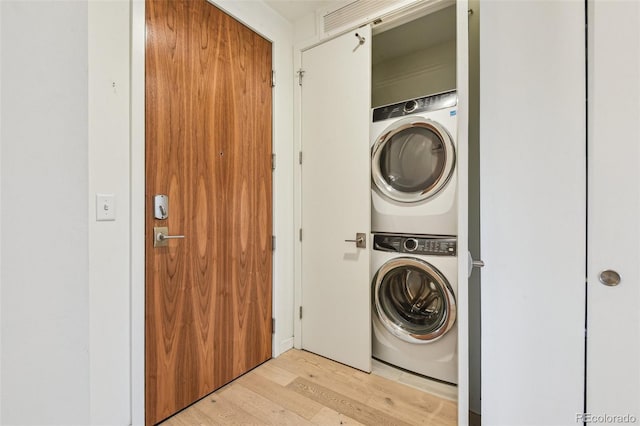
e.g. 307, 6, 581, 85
371, 91, 458, 236
371, 233, 457, 384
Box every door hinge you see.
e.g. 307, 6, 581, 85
297, 69, 305, 86
299, 228, 302, 241
299, 306, 303, 319
272, 235, 276, 251
272, 318, 275, 334
271, 153, 276, 171
298, 151, 302, 165
271, 70, 276, 87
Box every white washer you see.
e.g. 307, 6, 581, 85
371, 233, 458, 384
371, 91, 458, 236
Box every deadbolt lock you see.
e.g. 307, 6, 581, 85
154, 195, 169, 220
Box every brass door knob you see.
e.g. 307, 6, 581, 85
599, 270, 621, 286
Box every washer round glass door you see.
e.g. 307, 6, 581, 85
373, 257, 456, 343
371, 117, 455, 203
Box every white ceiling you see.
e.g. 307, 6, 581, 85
263, 0, 343, 23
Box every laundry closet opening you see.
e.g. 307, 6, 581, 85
369, 3, 482, 423
295, 0, 479, 423
368, 0, 461, 390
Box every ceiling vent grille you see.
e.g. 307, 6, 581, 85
323, 0, 404, 34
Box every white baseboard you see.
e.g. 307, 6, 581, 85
275, 337, 294, 357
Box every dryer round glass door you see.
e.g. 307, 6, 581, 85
371, 118, 455, 203
373, 257, 456, 343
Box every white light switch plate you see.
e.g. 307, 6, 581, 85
96, 193, 116, 221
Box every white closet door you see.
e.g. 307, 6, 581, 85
300, 26, 372, 372
587, 1, 640, 421
480, 2, 586, 424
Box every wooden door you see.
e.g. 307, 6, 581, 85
145, 1, 272, 424
299, 26, 372, 372
587, 1, 640, 420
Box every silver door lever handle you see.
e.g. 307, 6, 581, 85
467, 251, 485, 277
344, 237, 364, 243
345, 232, 366, 248
157, 232, 185, 241
153, 226, 185, 248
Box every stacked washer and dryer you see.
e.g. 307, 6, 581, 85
370, 90, 459, 384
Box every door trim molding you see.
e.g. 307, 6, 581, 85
130, 2, 146, 424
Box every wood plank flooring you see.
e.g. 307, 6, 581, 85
160, 349, 457, 426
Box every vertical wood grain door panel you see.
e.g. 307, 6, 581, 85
145, 1, 272, 424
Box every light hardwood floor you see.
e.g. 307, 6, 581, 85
161, 349, 457, 425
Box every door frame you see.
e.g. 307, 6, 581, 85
455, 1, 470, 423
130, 1, 292, 424
293, 0, 470, 423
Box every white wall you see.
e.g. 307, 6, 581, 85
88, 1, 131, 424
372, 39, 456, 107
1, 1, 90, 424
293, 11, 320, 47
0, 3, 3, 421
480, 2, 586, 425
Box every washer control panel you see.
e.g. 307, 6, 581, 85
373, 234, 457, 256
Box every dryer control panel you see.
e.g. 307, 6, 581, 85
373, 234, 457, 256
372, 90, 458, 122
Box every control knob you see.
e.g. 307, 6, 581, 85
403, 238, 418, 252
404, 100, 418, 113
